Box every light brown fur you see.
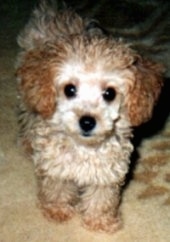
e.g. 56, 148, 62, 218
16, 2, 164, 233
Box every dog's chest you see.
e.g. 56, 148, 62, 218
34, 133, 132, 186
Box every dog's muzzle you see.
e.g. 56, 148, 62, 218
79, 115, 96, 136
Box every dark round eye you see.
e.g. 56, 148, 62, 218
103, 87, 116, 102
64, 84, 77, 98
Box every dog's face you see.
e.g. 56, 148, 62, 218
51, 61, 128, 144
46, 38, 135, 144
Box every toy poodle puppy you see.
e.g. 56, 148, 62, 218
16, 1, 164, 233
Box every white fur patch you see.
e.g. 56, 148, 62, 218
57, 61, 128, 94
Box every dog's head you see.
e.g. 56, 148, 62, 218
17, 36, 164, 144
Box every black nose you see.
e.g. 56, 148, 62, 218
79, 115, 96, 134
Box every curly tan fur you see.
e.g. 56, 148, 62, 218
16, 2, 164, 233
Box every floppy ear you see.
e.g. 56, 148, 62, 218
127, 57, 164, 126
16, 49, 57, 118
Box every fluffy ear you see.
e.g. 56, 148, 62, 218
127, 57, 164, 126
16, 49, 57, 118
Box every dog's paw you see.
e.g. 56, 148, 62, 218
41, 203, 75, 222
82, 214, 122, 233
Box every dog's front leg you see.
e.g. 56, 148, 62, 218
38, 177, 79, 222
78, 185, 122, 233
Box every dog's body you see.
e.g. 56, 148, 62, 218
16, 2, 164, 233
